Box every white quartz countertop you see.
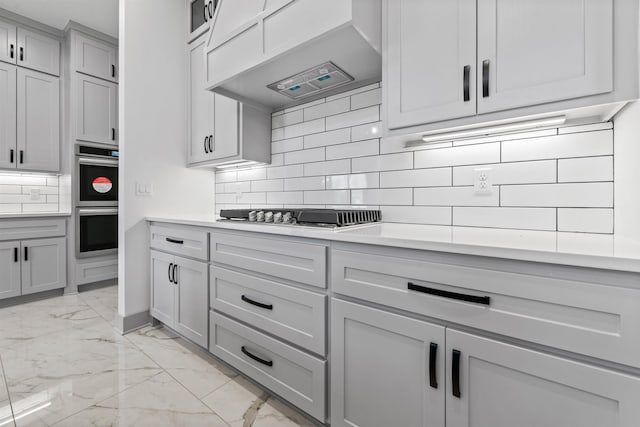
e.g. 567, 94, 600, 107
146, 216, 640, 273
0, 212, 72, 219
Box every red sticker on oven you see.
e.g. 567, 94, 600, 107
92, 177, 113, 194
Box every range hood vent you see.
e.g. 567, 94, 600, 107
267, 62, 354, 100
204, 0, 381, 110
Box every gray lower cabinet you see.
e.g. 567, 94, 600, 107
0, 237, 66, 300
331, 298, 446, 427
150, 249, 208, 347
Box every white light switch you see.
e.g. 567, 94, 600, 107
136, 181, 153, 196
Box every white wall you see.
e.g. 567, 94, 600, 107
118, 0, 215, 327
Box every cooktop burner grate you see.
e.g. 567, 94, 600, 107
219, 208, 381, 227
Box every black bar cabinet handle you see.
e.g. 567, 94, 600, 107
241, 346, 273, 367
168, 262, 173, 283
204, 3, 209, 22
463, 65, 470, 102
23, 246, 28, 262
9, 44, 13, 59
204, 136, 209, 153
14, 247, 18, 263
429, 342, 438, 389
172, 264, 178, 285
112, 128, 116, 141
241, 295, 273, 310
19, 150, 23, 164
452, 349, 461, 398
408, 282, 490, 305
165, 237, 184, 245
9, 149, 14, 163
19, 46, 23, 61
482, 60, 490, 98
111, 64, 115, 78
208, 135, 213, 153
208, 1, 214, 18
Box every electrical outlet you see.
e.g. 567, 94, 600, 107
474, 168, 493, 195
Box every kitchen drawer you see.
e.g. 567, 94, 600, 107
0, 218, 65, 241
210, 266, 326, 355
332, 244, 640, 368
209, 311, 326, 422
149, 224, 208, 261
210, 231, 327, 288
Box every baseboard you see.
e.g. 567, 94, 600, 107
114, 310, 151, 335
0, 289, 64, 308
78, 279, 118, 292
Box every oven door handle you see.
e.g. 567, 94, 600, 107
78, 208, 119, 216
77, 157, 119, 167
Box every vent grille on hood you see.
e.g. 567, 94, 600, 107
267, 61, 354, 100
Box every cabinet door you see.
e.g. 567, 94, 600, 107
75, 34, 117, 82
150, 250, 175, 327
477, 0, 613, 114
0, 19, 16, 65
76, 74, 118, 145
386, 0, 476, 129
174, 256, 208, 347
16, 68, 60, 172
446, 329, 640, 427
0, 62, 16, 169
212, 93, 239, 160
21, 237, 66, 295
189, 0, 214, 42
17, 28, 60, 76
0, 241, 21, 300
331, 299, 445, 427
187, 36, 214, 164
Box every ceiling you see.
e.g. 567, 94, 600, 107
0, 0, 118, 38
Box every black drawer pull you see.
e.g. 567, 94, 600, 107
24, 246, 28, 262
9, 44, 14, 59
429, 342, 438, 389
172, 264, 178, 285
463, 65, 470, 102
204, 136, 209, 153
19, 46, 23, 61
208, 135, 213, 153
14, 247, 18, 263
168, 262, 173, 283
9, 149, 14, 163
408, 282, 490, 306
204, 3, 209, 22
165, 237, 184, 245
241, 346, 273, 367
482, 59, 490, 98
241, 295, 273, 310
111, 64, 116, 78
112, 128, 116, 141
452, 349, 461, 398
19, 150, 23, 164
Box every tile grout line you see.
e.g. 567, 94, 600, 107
0, 355, 16, 427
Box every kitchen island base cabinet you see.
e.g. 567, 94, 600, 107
446, 329, 640, 427
150, 250, 208, 347
331, 299, 445, 427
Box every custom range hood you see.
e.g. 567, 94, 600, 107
204, 0, 382, 110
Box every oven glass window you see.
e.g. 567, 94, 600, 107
79, 214, 118, 253
79, 164, 118, 203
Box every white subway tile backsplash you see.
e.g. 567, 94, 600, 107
381, 206, 452, 225
0, 185, 22, 194
453, 207, 556, 231
304, 128, 351, 149
558, 156, 613, 183
214, 85, 617, 234
352, 188, 412, 205
46, 177, 59, 186
304, 159, 351, 177
0, 204, 21, 213
326, 173, 379, 190
303, 97, 350, 121
557, 208, 614, 234
453, 160, 557, 186
415, 142, 500, 169
501, 183, 613, 207
326, 106, 379, 130
414, 187, 499, 207
502, 130, 613, 162
284, 148, 325, 165
22, 204, 59, 213
326, 139, 379, 160
380, 168, 451, 188
351, 153, 413, 173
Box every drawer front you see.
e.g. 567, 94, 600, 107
150, 224, 208, 260
210, 231, 327, 288
209, 311, 326, 422
211, 266, 326, 355
332, 245, 640, 368
0, 218, 65, 241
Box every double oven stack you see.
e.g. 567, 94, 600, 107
75, 144, 118, 258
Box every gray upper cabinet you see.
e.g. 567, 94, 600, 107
74, 34, 118, 82
211, 93, 239, 160
188, 0, 217, 42
446, 329, 640, 427
17, 27, 60, 76
0, 241, 21, 300
76, 74, 118, 145
17, 68, 59, 172
476, 0, 613, 114
188, 35, 213, 164
386, 0, 476, 129
20, 237, 66, 296
0, 62, 16, 169
331, 299, 446, 427
0, 18, 17, 64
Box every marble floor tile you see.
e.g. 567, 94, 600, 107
78, 285, 118, 325
201, 377, 269, 427
0, 357, 14, 427
52, 372, 229, 427
252, 398, 318, 427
